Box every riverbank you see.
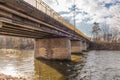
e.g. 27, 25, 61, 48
0, 74, 26, 80
89, 42, 120, 50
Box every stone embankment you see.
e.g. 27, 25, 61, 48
89, 42, 120, 50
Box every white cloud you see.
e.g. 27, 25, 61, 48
107, 5, 120, 31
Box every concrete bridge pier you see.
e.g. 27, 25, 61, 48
71, 40, 82, 53
82, 41, 87, 51
35, 38, 71, 60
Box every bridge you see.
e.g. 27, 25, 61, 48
0, 0, 90, 60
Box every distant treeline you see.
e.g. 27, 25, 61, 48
0, 36, 34, 50
89, 42, 120, 50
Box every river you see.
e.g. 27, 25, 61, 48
0, 50, 120, 80
0, 49, 84, 80
78, 50, 120, 80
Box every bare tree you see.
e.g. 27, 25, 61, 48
109, 5, 120, 42
92, 22, 101, 41
101, 23, 110, 42
111, 28, 120, 42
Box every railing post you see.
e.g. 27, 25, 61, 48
35, 0, 37, 8
45, 6, 47, 14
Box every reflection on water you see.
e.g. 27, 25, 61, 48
0, 49, 34, 79
0, 49, 84, 80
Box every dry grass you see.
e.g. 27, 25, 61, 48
0, 74, 26, 80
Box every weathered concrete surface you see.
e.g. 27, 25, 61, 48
35, 38, 71, 60
82, 42, 87, 51
78, 51, 120, 80
71, 41, 82, 53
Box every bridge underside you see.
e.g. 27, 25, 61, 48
0, 0, 89, 60
0, 20, 88, 60
0, 20, 59, 39
0, 0, 90, 41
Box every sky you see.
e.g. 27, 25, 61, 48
24, 0, 120, 37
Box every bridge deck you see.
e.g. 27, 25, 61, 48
0, 0, 90, 42
24, 0, 90, 41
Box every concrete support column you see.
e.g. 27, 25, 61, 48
35, 38, 71, 60
82, 41, 87, 51
71, 40, 82, 53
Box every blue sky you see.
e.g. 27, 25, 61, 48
24, 0, 120, 37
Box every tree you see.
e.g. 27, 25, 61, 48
92, 22, 101, 41
111, 28, 120, 42
101, 23, 110, 42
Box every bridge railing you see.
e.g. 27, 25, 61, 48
35, 0, 74, 29
23, 0, 89, 40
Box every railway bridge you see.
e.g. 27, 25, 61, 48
0, 0, 90, 60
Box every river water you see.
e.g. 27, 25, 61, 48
0, 50, 120, 80
0, 49, 84, 80
78, 50, 120, 80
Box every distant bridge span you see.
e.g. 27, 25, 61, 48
0, 0, 90, 60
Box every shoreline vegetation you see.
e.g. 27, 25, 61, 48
0, 74, 26, 80
0, 36, 34, 50
89, 42, 120, 50
0, 49, 33, 54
